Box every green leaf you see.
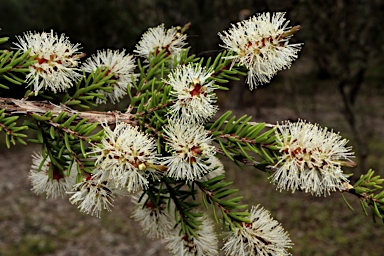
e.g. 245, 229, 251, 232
49, 126, 55, 139
0, 37, 9, 45
3, 74, 22, 85
64, 133, 71, 152
341, 193, 354, 211
218, 139, 234, 161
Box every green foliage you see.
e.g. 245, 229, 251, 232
208, 110, 276, 167
0, 109, 28, 147
0, 37, 33, 90
62, 68, 117, 108
196, 174, 250, 230
351, 169, 384, 222
26, 111, 103, 177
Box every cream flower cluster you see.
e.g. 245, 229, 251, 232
29, 151, 125, 217
67, 122, 163, 217
223, 205, 292, 256
92, 122, 161, 192
131, 195, 175, 239
134, 24, 187, 61
132, 195, 218, 256
271, 120, 354, 196
163, 119, 217, 181
29, 151, 77, 199
69, 176, 125, 218
14, 30, 82, 94
132, 195, 219, 255
219, 12, 302, 90
165, 215, 219, 256
82, 49, 137, 104
167, 64, 218, 122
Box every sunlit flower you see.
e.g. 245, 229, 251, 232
165, 215, 219, 256
271, 120, 354, 196
92, 122, 163, 192
13, 30, 82, 94
163, 119, 216, 181
199, 156, 225, 181
167, 64, 218, 122
223, 205, 292, 256
218, 12, 302, 90
68, 175, 124, 218
134, 24, 187, 61
131, 194, 175, 239
82, 49, 137, 104
29, 151, 77, 199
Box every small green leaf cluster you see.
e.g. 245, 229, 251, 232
0, 37, 34, 89
196, 175, 250, 230
205, 51, 247, 85
352, 169, 384, 222
208, 110, 277, 167
62, 68, 118, 108
26, 111, 103, 179
0, 109, 28, 147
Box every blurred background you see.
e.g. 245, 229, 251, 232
0, 0, 383, 255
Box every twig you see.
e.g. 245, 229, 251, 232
0, 97, 136, 125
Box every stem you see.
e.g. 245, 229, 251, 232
195, 181, 249, 228
0, 97, 136, 125
163, 177, 198, 237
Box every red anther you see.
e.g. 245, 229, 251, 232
145, 200, 155, 209
190, 84, 202, 97
52, 167, 64, 180
36, 57, 48, 65
191, 146, 202, 155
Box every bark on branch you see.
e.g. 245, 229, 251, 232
0, 97, 135, 124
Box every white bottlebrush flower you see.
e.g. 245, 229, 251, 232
163, 119, 216, 181
167, 64, 218, 122
223, 205, 292, 256
218, 12, 302, 90
92, 122, 162, 192
134, 24, 187, 61
29, 151, 77, 199
199, 156, 225, 181
13, 30, 82, 94
165, 215, 219, 256
68, 175, 124, 218
131, 194, 175, 239
271, 120, 354, 196
82, 49, 137, 104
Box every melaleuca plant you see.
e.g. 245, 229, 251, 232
0, 12, 383, 256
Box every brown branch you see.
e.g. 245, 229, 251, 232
0, 97, 136, 125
